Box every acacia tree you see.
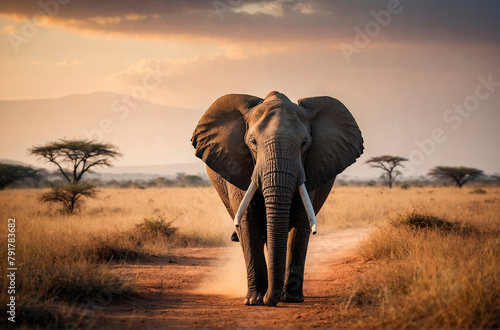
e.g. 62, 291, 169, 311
0, 163, 40, 189
365, 155, 408, 188
29, 139, 121, 213
428, 166, 483, 188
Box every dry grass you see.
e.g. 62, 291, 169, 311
346, 188, 500, 329
0, 185, 498, 328
0, 187, 230, 327
318, 186, 500, 230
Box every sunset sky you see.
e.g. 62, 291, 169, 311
0, 0, 499, 177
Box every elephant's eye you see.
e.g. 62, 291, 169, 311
301, 139, 308, 148
249, 137, 257, 147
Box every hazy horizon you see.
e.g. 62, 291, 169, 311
1, 1, 499, 178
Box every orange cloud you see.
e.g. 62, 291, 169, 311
0, 0, 497, 50
32, 60, 83, 67
0, 24, 18, 34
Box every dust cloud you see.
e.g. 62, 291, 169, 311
195, 228, 372, 299
195, 244, 248, 298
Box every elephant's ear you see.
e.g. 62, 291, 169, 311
298, 96, 364, 191
192, 94, 263, 190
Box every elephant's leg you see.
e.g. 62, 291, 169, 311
208, 167, 267, 305
226, 184, 267, 305
283, 179, 335, 302
239, 207, 268, 305
282, 204, 310, 302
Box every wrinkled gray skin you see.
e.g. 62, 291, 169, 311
192, 91, 363, 306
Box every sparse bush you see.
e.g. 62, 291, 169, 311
174, 173, 210, 187
90, 242, 140, 262
400, 182, 410, 190
88, 215, 179, 262
471, 188, 487, 194
134, 214, 178, 240
40, 183, 97, 214
396, 210, 454, 231
393, 210, 480, 236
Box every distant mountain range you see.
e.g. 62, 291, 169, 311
0, 92, 206, 176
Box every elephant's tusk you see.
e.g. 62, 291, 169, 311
234, 180, 258, 228
298, 183, 317, 235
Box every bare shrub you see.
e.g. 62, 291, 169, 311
40, 183, 97, 213
393, 209, 481, 237
89, 215, 179, 262
134, 214, 178, 241
396, 210, 454, 231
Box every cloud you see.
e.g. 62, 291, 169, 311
0, 0, 498, 49
32, 60, 83, 67
111, 58, 174, 84
0, 24, 18, 34
88, 16, 122, 26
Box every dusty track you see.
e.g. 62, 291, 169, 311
96, 227, 372, 328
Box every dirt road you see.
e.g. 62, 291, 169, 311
96, 227, 373, 328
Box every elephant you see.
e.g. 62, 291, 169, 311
191, 91, 363, 306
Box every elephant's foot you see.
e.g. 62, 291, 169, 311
230, 231, 239, 242
263, 289, 282, 306
282, 291, 304, 303
282, 272, 304, 303
244, 290, 265, 305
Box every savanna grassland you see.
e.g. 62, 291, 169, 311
341, 187, 500, 329
0, 185, 499, 328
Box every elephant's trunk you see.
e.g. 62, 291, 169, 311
260, 143, 300, 306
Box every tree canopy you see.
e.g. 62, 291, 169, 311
365, 155, 408, 188
0, 163, 40, 189
28, 138, 121, 183
28, 138, 121, 213
428, 166, 483, 188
